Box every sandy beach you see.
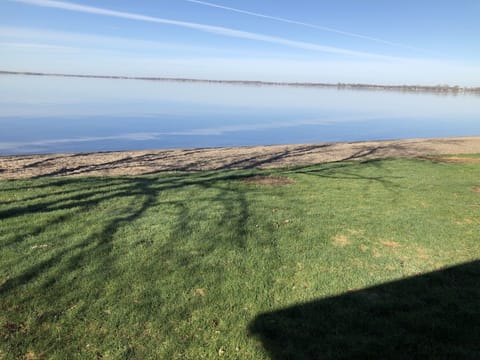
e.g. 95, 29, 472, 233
0, 136, 479, 179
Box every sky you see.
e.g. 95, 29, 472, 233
1, 0, 480, 85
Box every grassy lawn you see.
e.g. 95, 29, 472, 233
1, 157, 479, 359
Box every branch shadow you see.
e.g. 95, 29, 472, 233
0, 159, 407, 356
0, 170, 255, 297
249, 260, 480, 359
1, 138, 461, 179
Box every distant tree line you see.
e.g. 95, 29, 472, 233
1, 70, 479, 95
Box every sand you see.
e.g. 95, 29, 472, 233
0, 136, 479, 179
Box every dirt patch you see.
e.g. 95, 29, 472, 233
380, 240, 401, 248
416, 247, 430, 260
3, 322, 21, 333
240, 175, 295, 186
419, 201, 430, 208
23, 351, 45, 360
455, 218, 478, 225
472, 186, 480, 193
359, 244, 368, 252
332, 235, 350, 247
194, 288, 206, 297
347, 229, 364, 236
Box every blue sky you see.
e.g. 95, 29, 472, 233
1, 0, 479, 85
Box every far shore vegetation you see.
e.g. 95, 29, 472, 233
1, 70, 479, 95
1, 155, 479, 358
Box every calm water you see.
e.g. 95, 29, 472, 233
0, 75, 479, 155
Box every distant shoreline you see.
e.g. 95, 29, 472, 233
2, 70, 479, 95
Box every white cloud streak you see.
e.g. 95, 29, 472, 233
11, 0, 397, 59
0, 26, 241, 55
0, 41, 80, 51
186, 0, 421, 51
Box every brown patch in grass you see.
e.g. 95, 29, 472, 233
472, 186, 480, 193
419, 201, 430, 208
23, 351, 45, 360
3, 322, 21, 333
347, 229, 365, 236
421, 156, 480, 164
455, 218, 477, 225
359, 244, 368, 252
380, 240, 401, 248
241, 175, 295, 186
416, 247, 430, 260
332, 229, 364, 248
332, 235, 350, 247
195, 288, 206, 297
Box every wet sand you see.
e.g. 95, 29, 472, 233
0, 136, 479, 179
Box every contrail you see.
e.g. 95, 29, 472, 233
11, 0, 398, 59
186, 0, 420, 51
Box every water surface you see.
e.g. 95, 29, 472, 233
0, 75, 479, 155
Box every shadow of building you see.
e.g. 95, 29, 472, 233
249, 261, 480, 359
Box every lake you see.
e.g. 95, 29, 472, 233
1, 75, 479, 155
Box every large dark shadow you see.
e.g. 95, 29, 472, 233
249, 260, 480, 359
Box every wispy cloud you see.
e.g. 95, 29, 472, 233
0, 41, 80, 51
0, 26, 244, 55
186, 0, 421, 51
11, 0, 397, 59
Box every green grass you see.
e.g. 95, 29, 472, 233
1, 158, 479, 359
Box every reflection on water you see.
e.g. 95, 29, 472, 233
0, 75, 479, 155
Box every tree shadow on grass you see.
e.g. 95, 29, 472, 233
0, 169, 260, 357
0, 160, 404, 356
249, 260, 480, 359
0, 159, 403, 294
2, 158, 400, 247
0, 170, 255, 295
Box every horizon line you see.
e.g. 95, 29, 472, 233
1, 70, 479, 94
